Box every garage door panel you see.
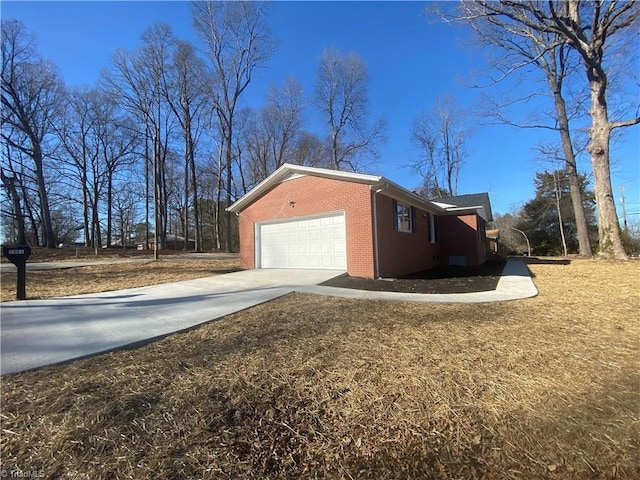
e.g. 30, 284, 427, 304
258, 213, 346, 270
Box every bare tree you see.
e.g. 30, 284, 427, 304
243, 77, 306, 186
192, 0, 276, 252
57, 87, 102, 248
112, 181, 141, 248
448, 2, 594, 256
163, 39, 208, 251
456, 1, 639, 258
1, 19, 62, 248
0, 148, 27, 244
410, 94, 469, 198
104, 23, 176, 257
266, 77, 305, 168
1, 143, 41, 244
56, 87, 137, 249
291, 131, 332, 169
315, 47, 387, 171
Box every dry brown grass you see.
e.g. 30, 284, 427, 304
0, 259, 240, 302
1, 258, 639, 479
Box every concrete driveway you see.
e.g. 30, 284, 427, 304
0, 269, 343, 376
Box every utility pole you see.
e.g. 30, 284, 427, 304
620, 186, 628, 231
553, 171, 568, 257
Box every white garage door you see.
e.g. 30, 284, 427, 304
258, 213, 346, 269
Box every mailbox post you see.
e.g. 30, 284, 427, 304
3, 245, 31, 300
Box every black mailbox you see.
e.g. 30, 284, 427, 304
3, 245, 31, 300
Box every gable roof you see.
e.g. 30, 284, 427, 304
226, 164, 492, 221
431, 193, 493, 222
226, 163, 446, 215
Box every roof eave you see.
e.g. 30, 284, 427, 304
375, 181, 446, 214
441, 205, 491, 222
226, 163, 383, 213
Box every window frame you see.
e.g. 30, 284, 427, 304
394, 201, 414, 233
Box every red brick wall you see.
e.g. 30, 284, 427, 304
438, 214, 487, 266
237, 175, 376, 277
374, 193, 440, 278
236, 174, 488, 277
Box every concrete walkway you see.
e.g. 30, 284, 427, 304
302, 258, 538, 303
0, 259, 536, 376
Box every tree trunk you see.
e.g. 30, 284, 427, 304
224, 121, 233, 252
189, 133, 201, 251
550, 79, 592, 256
588, 79, 626, 259
183, 128, 190, 251
20, 182, 40, 246
1, 173, 26, 244
145, 131, 150, 251
92, 189, 102, 251
82, 175, 90, 247
32, 141, 56, 247
215, 145, 223, 251
106, 170, 113, 248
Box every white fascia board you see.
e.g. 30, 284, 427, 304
441, 205, 489, 222
432, 201, 457, 209
227, 162, 454, 216
226, 163, 382, 213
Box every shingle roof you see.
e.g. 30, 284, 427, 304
226, 164, 493, 222
431, 193, 493, 222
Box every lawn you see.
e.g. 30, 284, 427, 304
1, 258, 638, 479
0, 256, 241, 302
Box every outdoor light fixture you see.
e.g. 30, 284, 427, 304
288, 199, 296, 207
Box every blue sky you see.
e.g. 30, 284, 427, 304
2, 0, 638, 219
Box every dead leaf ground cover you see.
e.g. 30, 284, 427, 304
1, 259, 639, 479
0, 258, 241, 302
0, 246, 187, 264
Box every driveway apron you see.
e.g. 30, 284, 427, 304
0, 269, 342, 376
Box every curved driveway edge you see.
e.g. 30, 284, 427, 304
299, 258, 538, 303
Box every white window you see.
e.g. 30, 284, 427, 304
395, 201, 413, 233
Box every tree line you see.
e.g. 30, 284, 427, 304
446, 0, 639, 259
1, 2, 385, 253
2, 1, 638, 259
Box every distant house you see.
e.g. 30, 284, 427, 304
139, 234, 195, 251
227, 164, 494, 279
486, 229, 500, 254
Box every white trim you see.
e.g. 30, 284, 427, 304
227, 163, 490, 221
227, 163, 382, 213
394, 201, 414, 233
439, 205, 490, 222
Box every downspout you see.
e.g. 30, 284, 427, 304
372, 184, 386, 279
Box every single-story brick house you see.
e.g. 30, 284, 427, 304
227, 163, 493, 279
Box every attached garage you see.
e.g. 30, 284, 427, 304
227, 163, 493, 279
257, 212, 346, 269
